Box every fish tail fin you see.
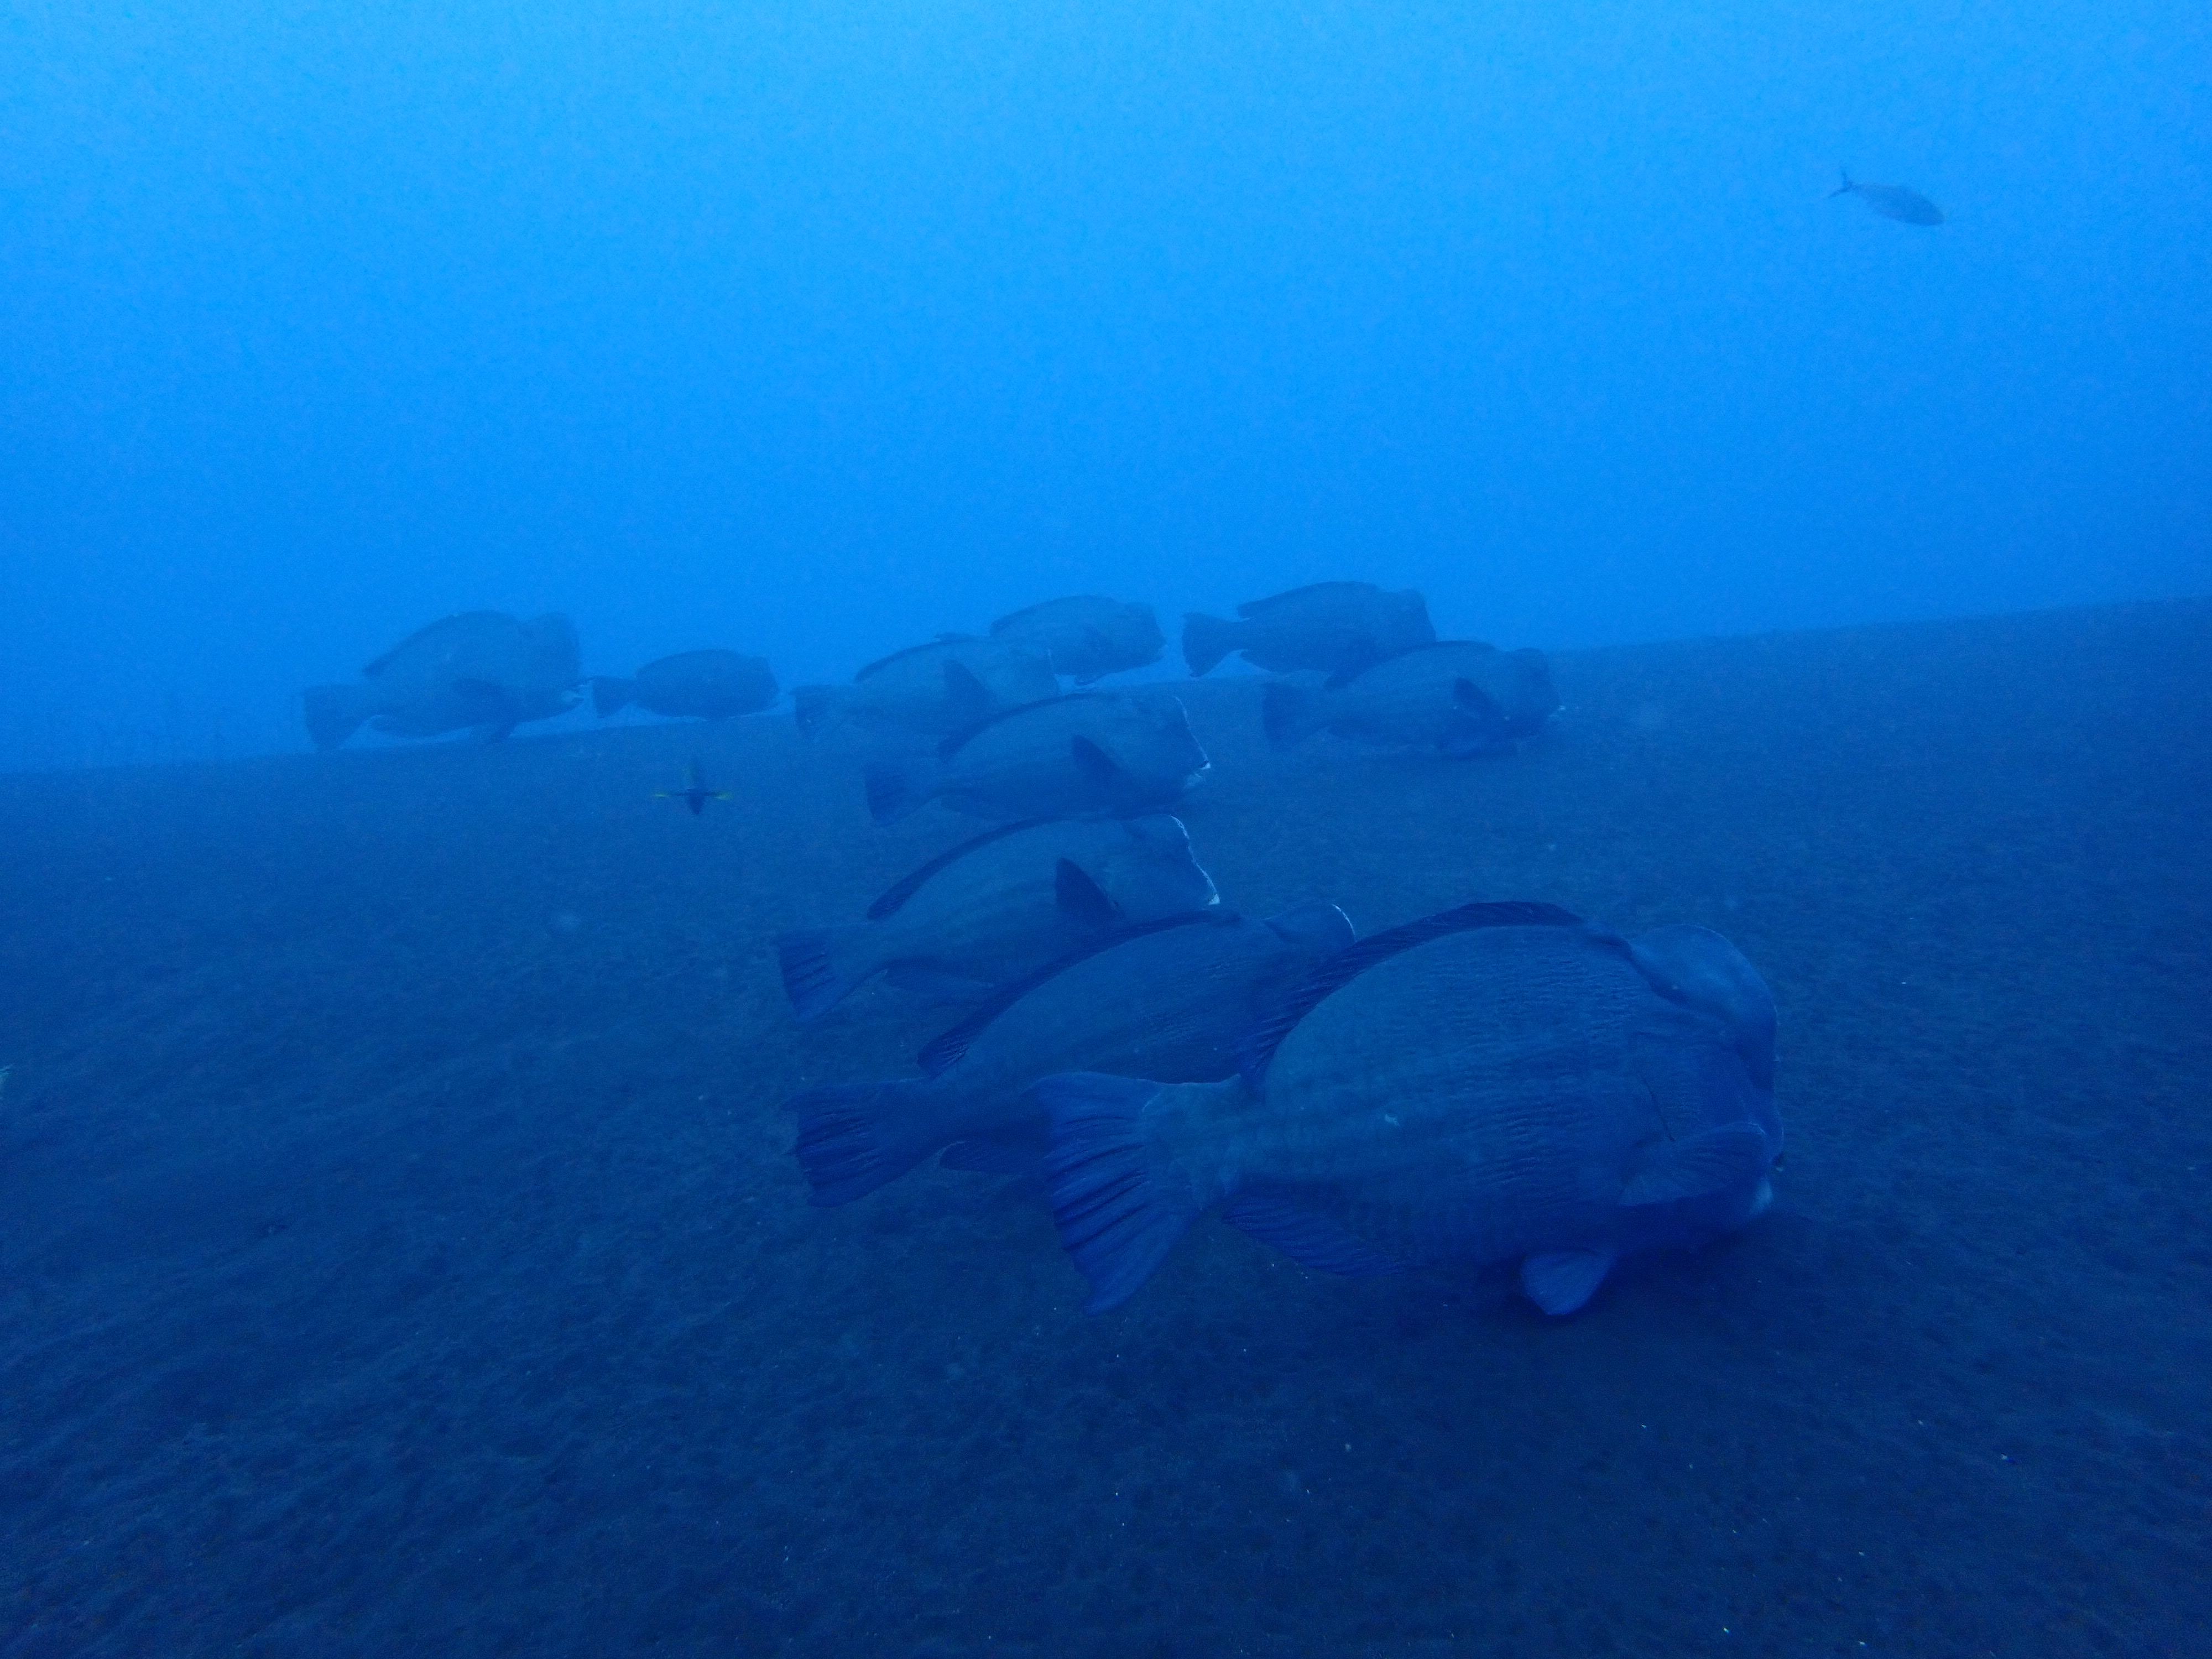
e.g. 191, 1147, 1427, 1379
791, 685, 843, 738
1035, 1072, 1212, 1313
862, 757, 934, 825
789, 1079, 938, 1205
590, 676, 635, 717
775, 925, 875, 1021
1261, 679, 1328, 749
1180, 612, 1240, 676
300, 684, 372, 751
1829, 168, 1854, 197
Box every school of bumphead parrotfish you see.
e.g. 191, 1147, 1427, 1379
301, 581, 1782, 1319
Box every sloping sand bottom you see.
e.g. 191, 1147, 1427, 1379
2, 600, 2206, 1657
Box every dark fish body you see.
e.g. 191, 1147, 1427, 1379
593, 650, 777, 719
861, 692, 1210, 824
791, 636, 1059, 738
1263, 640, 1558, 755
301, 612, 581, 750
1183, 582, 1435, 677
1040, 906, 1779, 1314
1830, 171, 1944, 226
775, 814, 1220, 1020
991, 596, 1165, 683
789, 904, 1355, 1205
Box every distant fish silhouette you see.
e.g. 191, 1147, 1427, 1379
656, 759, 732, 816
1829, 169, 1944, 226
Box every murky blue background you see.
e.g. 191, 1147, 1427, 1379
4, 1, 2206, 768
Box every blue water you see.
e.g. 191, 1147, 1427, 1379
4, 3, 2208, 766
3, 6, 2209, 1655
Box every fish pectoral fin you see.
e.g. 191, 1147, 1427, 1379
1451, 676, 1497, 716
1054, 858, 1124, 926
1521, 1248, 1616, 1315
1220, 1191, 1404, 1277
1034, 1072, 1198, 1313
941, 660, 998, 728
1618, 1123, 1771, 1207
1069, 735, 1123, 785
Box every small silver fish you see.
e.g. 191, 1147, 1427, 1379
1830, 170, 1944, 226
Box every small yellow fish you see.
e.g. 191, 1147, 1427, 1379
655, 759, 733, 816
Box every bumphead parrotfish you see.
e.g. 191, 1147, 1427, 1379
861, 692, 1209, 824
791, 637, 1059, 739
775, 814, 1220, 1019
301, 612, 581, 750
1183, 582, 1434, 678
594, 650, 777, 719
1263, 640, 1558, 757
1037, 902, 1780, 1314
990, 596, 1166, 683
789, 904, 1355, 1205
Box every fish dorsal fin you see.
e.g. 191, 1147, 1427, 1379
1237, 900, 1593, 1088
864, 817, 1054, 921
1618, 1123, 1770, 1207
935, 691, 1111, 761
1236, 581, 1380, 618
914, 911, 1233, 1077
1220, 1190, 1405, 1277
359, 611, 505, 677
1069, 734, 1122, 785
1054, 858, 1123, 926
990, 597, 1100, 634
1520, 1248, 1616, 1315
853, 635, 980, 683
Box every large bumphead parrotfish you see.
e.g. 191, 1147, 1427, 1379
301, 612, 582, 750
1037, 902, 1780, 1314
861, 692, 1210, 824
1829, 170, 1944, 226
792, 637, 1060, 739
1264, 640, 1558, 757
775, 814, 1220, 1020
989, 596, 1166, 684
593, 650, 778, 719
789, 903, 1355, 1206
1183, 582, 1435, 678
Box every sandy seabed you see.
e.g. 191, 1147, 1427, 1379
2, 601, 2207, 1657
